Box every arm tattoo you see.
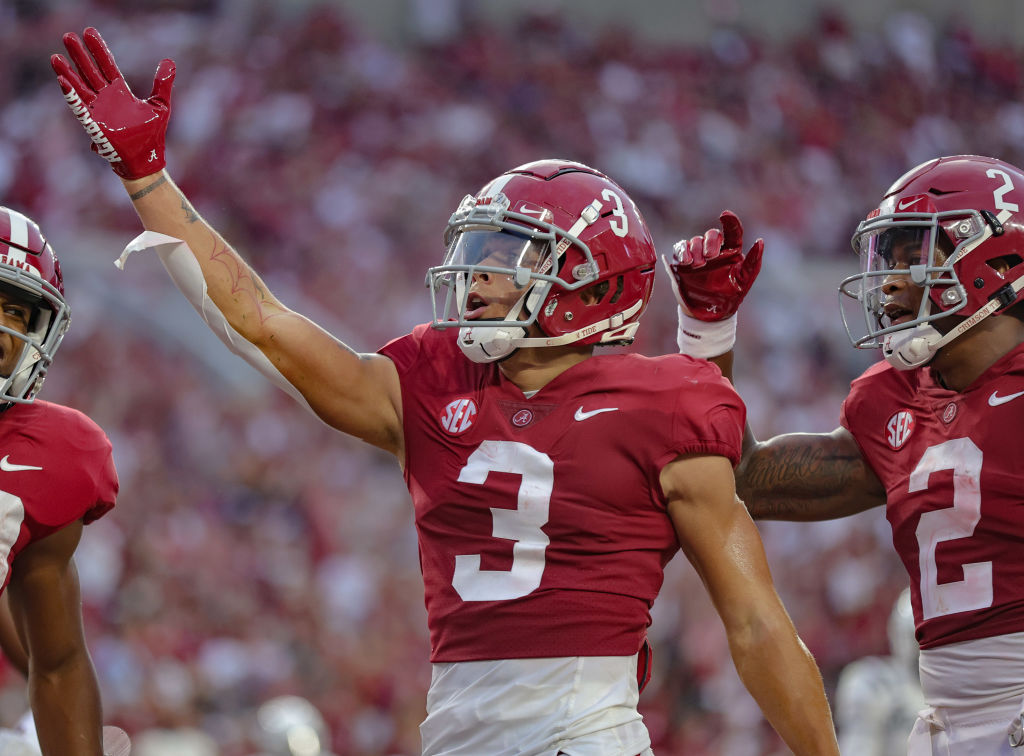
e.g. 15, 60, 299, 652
739, 435, 868, 519
128, 176, 168, 201
206, 233, 277, 322
179, 195, 199, 224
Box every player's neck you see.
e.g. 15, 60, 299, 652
499, 343, 594, 394
930, 314, 1024, 392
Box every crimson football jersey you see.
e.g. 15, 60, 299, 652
841, 343, 1024, 649
0, 400, 117, 592
379, 324, 744, 663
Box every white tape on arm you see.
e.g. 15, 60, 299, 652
676, 307, 737, 359
117, 231, 316, 415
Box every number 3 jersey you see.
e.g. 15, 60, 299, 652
0, 400, 118, 592
841, 344, 1024, 650
379, 325, 744, 663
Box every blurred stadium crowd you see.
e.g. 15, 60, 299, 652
2, 0, 1023, 753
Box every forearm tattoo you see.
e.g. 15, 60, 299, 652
179, 193, 199, 224
128, 175, 168, 201
739, 436, 866, 519
207, 233, 277, 321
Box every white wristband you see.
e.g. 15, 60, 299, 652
676, 308, 737, 359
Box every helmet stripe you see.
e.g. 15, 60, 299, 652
6, 210, 28, 249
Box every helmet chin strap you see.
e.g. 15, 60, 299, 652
883, 276, 1024, 370
881, 323, 945, 370
457, 324, 528, 363
457, 292, 533, 364
457, 297, 644, 364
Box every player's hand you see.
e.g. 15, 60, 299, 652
662, 210, 764, 322
51, 27, 175, 180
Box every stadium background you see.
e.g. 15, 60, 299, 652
2, 0, 1022, 753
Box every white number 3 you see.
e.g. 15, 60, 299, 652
601, 189, 629, 238
451, 440, 552, 601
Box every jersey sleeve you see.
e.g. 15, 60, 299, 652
668, 359, 745, 466
838, 363, 888, 484
378, 323, 429, 377
28, 405, 118, 528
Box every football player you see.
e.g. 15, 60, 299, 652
0, 205, 118, 756
52, 27, 839, 755
667, 155, 1024, 754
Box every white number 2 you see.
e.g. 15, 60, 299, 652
912, 438, 992, 620
451, 440, 552, 601
987, 168, 1020, 213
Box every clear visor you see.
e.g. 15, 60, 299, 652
427, 228, 556, 329
449, 228, 547, 276
859, 226, 934, 274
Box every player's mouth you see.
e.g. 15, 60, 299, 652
464, 293, 490, 320
883, 302, 915, 327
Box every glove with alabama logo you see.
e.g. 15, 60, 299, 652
51, 27, 175, 180
662, 210, 763, 358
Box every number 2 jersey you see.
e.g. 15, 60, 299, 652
841, 343, 1024, 650
379, 324, 744, 663
0, 400, 118, 592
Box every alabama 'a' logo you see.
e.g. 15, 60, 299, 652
885, 410, 915, 450
441, 397, 477, 435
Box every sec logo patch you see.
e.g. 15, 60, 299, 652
441, 398, 477, 435
886, 410, 915, 450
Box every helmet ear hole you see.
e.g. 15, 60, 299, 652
609, 275, 624, 304
581, 276, 624, 306
583, 280, 610, 305
988, 254, 1023, 276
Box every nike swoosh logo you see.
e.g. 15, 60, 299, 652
897, 196, 923, 211
0, 455, 42, 472
574, 406, 619, 421
988, 390, 1024, 407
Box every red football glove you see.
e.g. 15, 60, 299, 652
51, 27, 175, 180
662, 210, 764, 322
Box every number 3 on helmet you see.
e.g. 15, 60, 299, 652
0, 206, 71, 402
426, 159, 657, 363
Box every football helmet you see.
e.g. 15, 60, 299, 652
840, 155, 1024, 369
426, 159, 657, 363
0, 206, 71, 402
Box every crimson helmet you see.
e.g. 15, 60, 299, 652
841, 155, 1024, 369
426, 159, 657, 363
0, 207, 71, 402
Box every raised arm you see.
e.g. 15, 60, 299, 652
51, 27, 403, 455
664, 212, 886, 519
662, 454, 839, 755
6, 521, 103, 756
124, 171, 404, 454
